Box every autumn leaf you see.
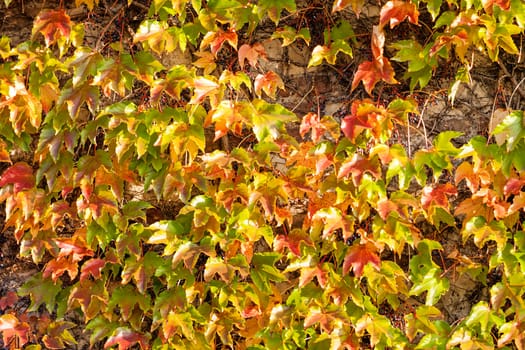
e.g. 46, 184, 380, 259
332, 0, 365, 17
0, 291, 18, 311
304, 308, 336, 332
343, 242, 381, 277
300, 112, 325, 143
238, 43, 267, 68
104, 328, 150, 350
189, 76, 220, 104
254, 71, 285, 99
337, 153, 381, 186
504, 178, 525, 197
271, 26, 311, 46
32, 9, 72, 47
379, 0, 419, 29
273, 229, 314, 256
0, 162, 35, 193
80, 258, 106, 282
421, 183, 457, 210
351, 57, 398, 95
0, 314, 30, 348
299, 264, 328, 288
200, 29, 238, 56
482, 0, 510, 13
259, 0, 297, 24
193, 50, 217, 75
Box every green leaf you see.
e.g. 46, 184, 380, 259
493, 110, 525, 151
18, 273, 62, 313
258, 0, 296, 24
251, 99, 297, 141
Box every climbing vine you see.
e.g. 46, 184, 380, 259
0, 0, 524, 349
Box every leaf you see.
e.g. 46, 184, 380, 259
18, 273, 62, 313
104, 328, 150, 350
190, 76, 220, 104
238, 43, 267, 68
0, 162, 35, 193
492, 110, 525, 151
108, 285, 151, 322
58, 81, 99, 119
200, 29, 238, 56
338, 153, 381, 185
273, 229, 314, 256
42, 321, 77, 349
482, 0, 510, 13
254, 71, 284, 99
32, 9, 72, 47
343, 242, 381, 277
193, 50, 217, 75
421, 183, 457, 210
271, 26, 311, 46
43, 256, 79, 282
133, 20, 187, 54
0, 314, 30, 348
258, 0, 296, 24
0, 291, 18, 311
251, 99, 296, 141
379, 0, 419, 29
332, 0, 365, 16
351, 56, 397, 95
80, 258, 106, 282
76, 0, 99, 10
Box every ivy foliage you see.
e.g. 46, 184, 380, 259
0, 0, 524, 349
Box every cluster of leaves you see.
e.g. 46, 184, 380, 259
0, 0, 524, 349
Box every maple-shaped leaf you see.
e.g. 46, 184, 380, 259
80, 258, 106, 282
238, 43, 267, 68
454, 162, 487, 193
312, 207, 354, 239
18, 273, 62, 313
133, 20, 187, 54
421, 183, 457, 210
58, 81, 99, 119
300, 112, 325, 142
304, 308, 336, 333
251, 99, 296, 141
504, 178, 525, 197
108, 285, 151, 322
32, 9, 72, 47
259, 0, 297, 24
68, 279, 108, 321
0, 314, 30, 348
0, 291, 18, 311
43, 256, 79, 282
104, 327, 150, 350
254, 71, 284, 99
93, 55, 135, 97
482, 0, 510, 13
200, 29, 238, 56
379, 0, 419, 29
351, 56, 398, 95
56, 234, 95, 262
271, 26, 311, 46
273, 229, 314, 256
338, 153, 381, 185
42, 321, 77, 349
343, 241, 381, 277
299, 264, 328, 288
189, 76, 220, 105
332, 0, 365, 16
193, 50, 217, 75
0, 162, 35, 193
377, 198, 402, 220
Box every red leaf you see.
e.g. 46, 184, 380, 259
32, 9, 72, 46
379, 0, 419, 29
343, 242, 381, 277
300, 112, 325, 143
351, 56, 397, 95
482, 0, 510, 12
254, 71, 284, 98
337, 153, 381, 185
241, 304, 262, 318
421, 183, 457, 210
274, 229, 314, 256
504, 178, 525, 197
43, 256, 79, 282
299, 264, 328, 288
0, 292, 18, 311
80, 258, 106, 282
304, 308, 335, 332
0, 162, 35, 193
332, 0, 365, 17
238, 43, 267, 68
201, 29, 238, 56
104, 328, 150, 350
0, 314, 30, 348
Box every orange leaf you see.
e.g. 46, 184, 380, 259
43, 256, 79, 282
0, 162, 35, 193
377, 198, 401, 220
504, 178, 525, 197
343, 242, 381, 277
482, 0, 510, 13
274, 229, 313, 256
332, 0, 365, 17
0, 314, 30, 348
351, 56, 397, 95
190, 77, 220, 104
201, 29, 238, 56
337, 153, 381, 185
80, 258, 106, 282
421, 183, 457, 210
379, 0, 419, 29
32, 9, 72, 47
300, 112, 325, 143
238, 43, 267, 68
254, 71, 284, 98
104, 328, 150, 350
